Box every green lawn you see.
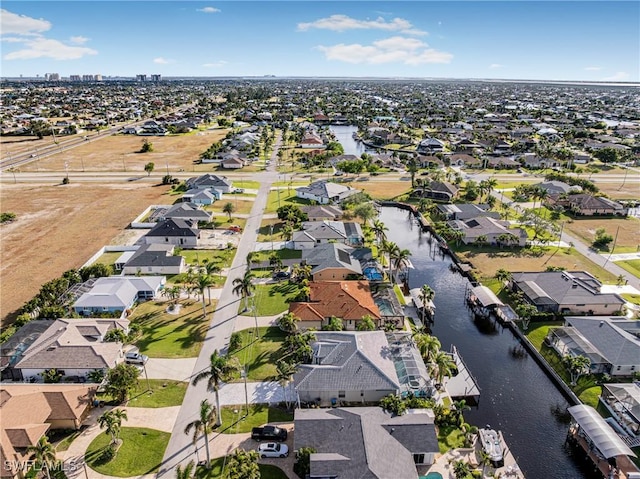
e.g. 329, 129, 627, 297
616, 259, 640, 279
195, 458, 288, 479
437, 425, 466, 454
219, 404, 293, 433
179, 248, 235, 267
621, 293, 640, 306
94, 252, 122, 267
233, 179, 261, 190
228, 327, 287, 381
265, 188, 310, 213
393, 284, 406, 305
130, 300, 211, 358
126, 380, 188, 407
208, 199, 254, 215
253, 249, 302, 262
249, 282, 302, 316
85, 427, 170, 477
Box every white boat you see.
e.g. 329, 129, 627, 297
479, 427, 504, 467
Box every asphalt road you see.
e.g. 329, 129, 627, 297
156, 134, 282, 476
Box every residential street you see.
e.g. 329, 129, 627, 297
156, 134, 282, 476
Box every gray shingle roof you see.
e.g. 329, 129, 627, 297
294, 332, 399, 393
146, 218, 199, 237
565, 317, 640, 366
125, 244, 184, 268
294, 407, 437, 479
302, 243, 362, 276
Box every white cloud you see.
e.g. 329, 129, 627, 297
490, 63, 504, 69
316, 36, 452, 65
69, 36, 89, 45
3, 37, 97, 60
0, 9, 50, 35
197, 7, 220, 13
203, 60, 228, 67
1, 36, 25, 43
153, 57, 174, 64
584, 66, 601, 71
602, 71, 629, 81
298, 14, 427, 36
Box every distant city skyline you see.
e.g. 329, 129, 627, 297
1, 1, 638, 82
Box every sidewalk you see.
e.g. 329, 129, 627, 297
233, 314, 280, 332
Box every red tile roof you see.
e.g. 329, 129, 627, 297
289, 281, 381, 321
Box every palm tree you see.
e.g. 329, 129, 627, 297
451, 399, 471, 426
97, 408, 128, 448
27, 436, 56, 479
413, 333, 441, 364
370, 219, 388, 246
563, 354, 591, 385
419, 284, 435, 320
451, 459, 472, 479
276, 312, 299, 334
184, 400, 217, 468
433, 351, 456, 385
392, 248, 412, 281
192, 350, 240, 426
275, 360, 298, 409
380, 240, 399, 282
194, 274, 215, 317
175, 460, 195, 479
232, 270, 255, 312
222, 202, 235, 219
495, 269, 512, 292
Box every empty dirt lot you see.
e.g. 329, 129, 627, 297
0, 182, 173, 323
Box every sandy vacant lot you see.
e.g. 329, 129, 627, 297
12, 129, 229, 173
564, 216, 640, 252
0, 182, 173, 323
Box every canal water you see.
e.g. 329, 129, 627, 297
330, 126, 599, 478
379, 207, 599, 479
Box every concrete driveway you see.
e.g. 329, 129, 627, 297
145, 358, 197, 381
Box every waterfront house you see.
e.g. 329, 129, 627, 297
436, 203, 500, 221
289, 281, 381, 330
294, 407, 439, 477
12, 318, 127, 380
144, 218, 200, 248
412, 180, 459, 202
510, 271, 626, 315
447, 216, 528, 246
73, 276, 164, 317
296, 181, 360, 205
599, 382, 640, 440
293, 331, 399, 404
122, 244, 186, 276
546, 316, 640, 377
300, 133, 325, 149
0, 384, 96, 478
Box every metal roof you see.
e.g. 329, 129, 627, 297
568, 405, 637, 459
470, 285, 503, 307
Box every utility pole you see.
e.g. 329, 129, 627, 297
603, 226, 620, 268
241, 367, 249, 418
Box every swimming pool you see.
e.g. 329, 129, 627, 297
419, 473, 443, 479
363, 266, 383, 281
374, 297, 395, 316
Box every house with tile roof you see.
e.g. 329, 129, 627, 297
510, 271, 626, 315
301, 243, 364, 281
144, 218, 200, 248
293, 331, 399, 405
294, 407, 439, 477
0, 384, 96, 478
12, 318, 127, 380
546, 194, 627, 216
295, 181, 360, 205
546, 317, 640, 377
289, 281, 381, 330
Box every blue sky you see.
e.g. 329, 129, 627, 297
1, 1, 638, 82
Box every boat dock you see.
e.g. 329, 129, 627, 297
445, 345, 481, 405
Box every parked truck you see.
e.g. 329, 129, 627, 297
251, 425, 288, 442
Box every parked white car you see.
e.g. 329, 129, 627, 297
257, 442, 289, 458
125, 351, 148, 365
